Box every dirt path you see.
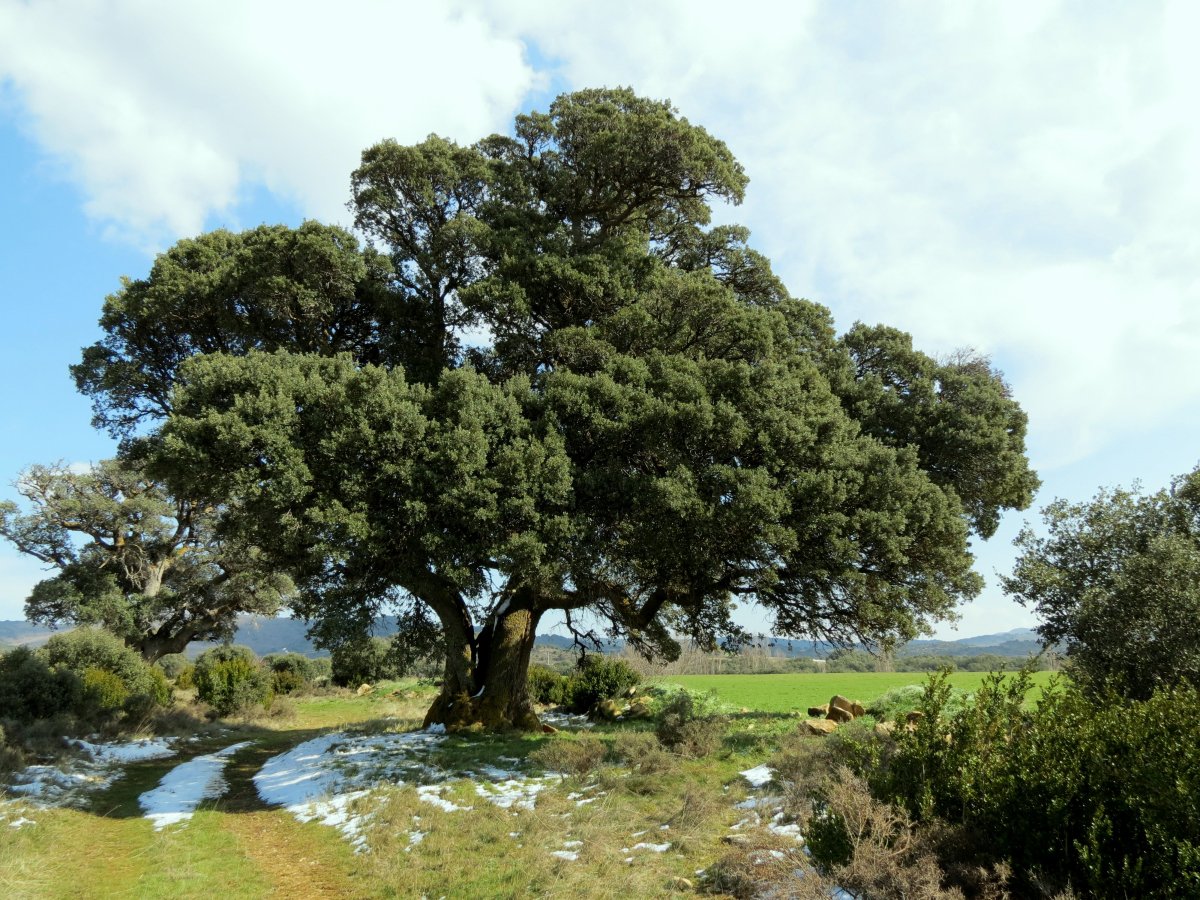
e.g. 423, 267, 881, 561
211, 735, 369, 899
0, 728, 372, 899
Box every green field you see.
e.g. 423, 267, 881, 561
657, 670, 1057, 713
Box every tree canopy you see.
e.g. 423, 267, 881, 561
1003, 465, 1200, 699
0, 458, 290, 661
73, 88, 1037, 728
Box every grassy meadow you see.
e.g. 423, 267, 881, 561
0, 669, 1045, 899
662, 670, 1056, 713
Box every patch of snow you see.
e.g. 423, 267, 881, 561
539, 710, 595, 729
562, 839, 583, 849
739, 764, 774, 788
632, 841, 671, 853
550, 850, 578, 861
6, 737, 177, 809
139, 741, 252, 830
417, 784, 472, 813
72, 737, 175, 764
254, 726, 563, 851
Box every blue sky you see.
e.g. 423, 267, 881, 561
2, 1, 1199, 639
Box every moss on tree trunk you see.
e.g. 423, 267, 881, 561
422, 600, 543, 732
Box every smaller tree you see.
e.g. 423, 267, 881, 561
1003, 465, 1200, 699
0, 458, 292, 662
193, 645, 272, 715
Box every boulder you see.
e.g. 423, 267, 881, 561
623, 685, 639, 699
826, 705, 854, 724
851, 701, 866, 718
541, 723, 559, 734
722, 833, 752, 846
807, 704, 829, 717
626, 697, 654, 719
356, 683, 372, 696
594, 698, 624, 721
874, 721, 896, 737
802, 718, 838, 735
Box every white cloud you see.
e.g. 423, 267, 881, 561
4, 0, 1200, 634
463, 0, 1200, 471
0, 0, 535, 244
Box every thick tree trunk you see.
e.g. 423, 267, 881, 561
133, 625, 196, 663
423, 595, 543, 732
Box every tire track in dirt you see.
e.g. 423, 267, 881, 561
211, 733, 372, 899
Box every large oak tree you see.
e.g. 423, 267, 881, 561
77, 89, 1037, 728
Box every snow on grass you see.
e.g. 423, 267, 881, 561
739, 764, 774, 788
0, 800, 36, 829
5, 737, 177, 809
253, 725, 561, 851
138, 741, 252, 830
539, 711, 594, 729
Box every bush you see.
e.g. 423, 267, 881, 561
155, 653, 190, 679
529, 734, 607, 776
330, 636, 400, 687
527, 664, 571, 705
0, 646, 81, 723
40, 627, 169, 709
868, 669, 1200, 897
174, 663, 195, 690
611, 731, 675, 775
655, 689, 727, 758
866, 682, 974, 723
193, 645, 273, 716
82, 666, 129, 712
264, 652, 321, 695
565, 655, 641, 713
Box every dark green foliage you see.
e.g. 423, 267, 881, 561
869, 671, 1200, 897
263, 652, 323, 694
526, 664, 570, 706
0, 646, 81, 723
193, 645, 272, 715
1005, 465, 1200, 700
565, 655, 641, 713
41, 627, 170, 709
330, 637, 401, 687
77, 88, 1037, 726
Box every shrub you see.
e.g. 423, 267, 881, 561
264, 652, 321, 695
565, 655, 641, 713
527, 664, 570, 705
656, 689, 727, 758
611, 731, 675, 775
82, 666, 129, 712
529, 734, 607, 776
866, 682, 974, 723
155, 653, 190, 680
867, 669, 1200, 897
174, 663, 195, 690
193, 645, 273, 716
330, 636, 400, 687
40, 627, 168, 709
0, 646, 81, 723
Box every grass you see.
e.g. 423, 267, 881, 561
1, 669, 1053, 897
657, 670, 1057, 714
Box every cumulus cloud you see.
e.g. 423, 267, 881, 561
0, 0, 535, 244
469, 0, 1200, 469
4, 0, 1199, 631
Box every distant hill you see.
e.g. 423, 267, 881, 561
0, 617, 1047, 660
